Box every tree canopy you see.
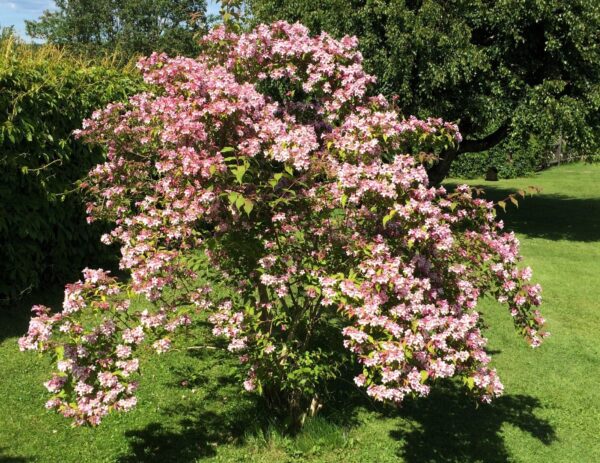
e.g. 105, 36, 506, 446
26, 0, 207, 57
249, 0, 600, 181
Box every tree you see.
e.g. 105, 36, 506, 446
248, 0, 600, 182
26, 0, 207, 57
20, 22, 546, 430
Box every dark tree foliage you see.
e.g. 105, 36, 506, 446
249, 0, 600, 181
26, 0, 208, 57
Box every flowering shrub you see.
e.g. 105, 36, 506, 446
20, 21, 547, 428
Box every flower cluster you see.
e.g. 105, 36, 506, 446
19, 270, 141, 425
21, 21, 545, 426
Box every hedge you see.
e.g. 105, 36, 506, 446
0, 34, 141, 301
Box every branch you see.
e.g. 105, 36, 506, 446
457, 123, 509, 154
174, 345, 219, 352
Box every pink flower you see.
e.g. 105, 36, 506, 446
264, 344, 275, 354
153, 338, 171, 354
228, 337, 248, 352
115, 344, 132, 359
116, 396, 137, 411
243, 378, 256, 392
98, 372, 119, 388
44, 375, 66, 394
354, 374, 366, 387
122, 326, 145, 345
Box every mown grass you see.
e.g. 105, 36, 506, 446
1, 162, 599, 462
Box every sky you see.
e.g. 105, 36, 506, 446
0, 0, 221, 38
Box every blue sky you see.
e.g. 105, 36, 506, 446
1, 0, 221, 38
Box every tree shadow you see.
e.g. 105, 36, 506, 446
117, 340, 553, 463
0, 447, 29, 462
118, 343, 267, 462
447, 183, 600, 242
118, 344, 365, 462
119, 390, 365, 463
390, 383, 556, 463
118, 407, 251, 463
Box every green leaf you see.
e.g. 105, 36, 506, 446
235, 194, 245, 209
243, 198, 254, 215
341, 194, 348, 208
55, 345, 64, 361
383, 209, 397, 227
227, 191, 239, 205
466, 377, 475, 390
411, 319, 419, 332
233, 165, 247, 184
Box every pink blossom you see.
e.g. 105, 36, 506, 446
44, 375, 66, 394
122, 326, 145, 345
152, 338, 171, 354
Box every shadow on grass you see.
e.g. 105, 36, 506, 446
118, 390, 364, 463
117, 343, 553, 463
391, 383, 556, 463
118, 344, 265, 463
454, 185, 600, 242
118, 379, 555, 463
0, 447, 29, 462
118, 407, 250, 462
118, 342, 364, 462
117, 323, 553, 462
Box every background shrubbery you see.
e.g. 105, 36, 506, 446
449, 150, 538, 179
451, 82, 600, 178
0, 32, 141, 300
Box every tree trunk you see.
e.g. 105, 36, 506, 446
427, 148, 459, 186
263, 386, 321, 434
426, 123, 510, 185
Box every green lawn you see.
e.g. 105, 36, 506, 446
1, 163, 599, 462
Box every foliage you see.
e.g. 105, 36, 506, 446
20, 22, 546, 429
248, 0, 600, 179
0, 33, 142, 300
26, 0, 208, 58
449, 149, 541, 179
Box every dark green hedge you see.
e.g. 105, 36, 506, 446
0, 36, 141, 300
449, 142, 544, 179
